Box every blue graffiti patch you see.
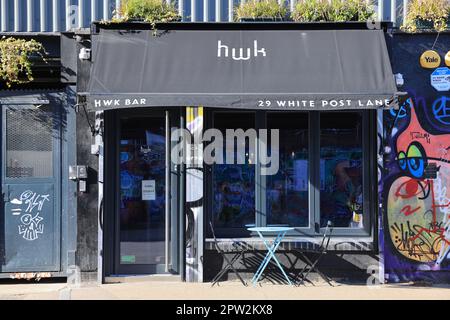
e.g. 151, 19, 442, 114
432, 96, 450, 125
390, 99, 411, 119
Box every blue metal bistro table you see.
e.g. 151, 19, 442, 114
247, 227, 294, 286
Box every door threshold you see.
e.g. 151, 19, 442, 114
105, 274, 182, 284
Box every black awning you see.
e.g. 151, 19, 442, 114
85, 28, 400, 111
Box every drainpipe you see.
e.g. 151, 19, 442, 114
179, 109, 186, 281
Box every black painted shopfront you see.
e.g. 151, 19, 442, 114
77, 22, 401, 282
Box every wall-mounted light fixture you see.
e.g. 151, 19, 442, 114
395, 73, 404, 87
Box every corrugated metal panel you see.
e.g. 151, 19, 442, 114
40, 0, 47, 31
103, 0, 109, 21
52, 0, 60, 31
0, 1, 407, 32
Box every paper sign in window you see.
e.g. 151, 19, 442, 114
142, 180, 156, 200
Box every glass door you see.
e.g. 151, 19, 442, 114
116, 114, 168, 274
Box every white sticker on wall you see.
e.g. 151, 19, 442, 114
142, 180, 156, 201
431, 67, 450, 92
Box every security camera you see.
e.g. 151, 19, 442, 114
79, 47, 91, 61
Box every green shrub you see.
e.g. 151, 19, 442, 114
292, 0, 374, 22
402, 0, 450, 32
234, 0, 289, 21
0, 37, 45, 88
113, 0, 180, 30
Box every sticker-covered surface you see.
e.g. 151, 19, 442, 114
430, 67, 450, 92
381, 33, 450, 283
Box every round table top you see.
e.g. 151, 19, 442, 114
247, 227, 295, 232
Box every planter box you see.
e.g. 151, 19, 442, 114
415, 18, 435, 30
238, 17, 289, 22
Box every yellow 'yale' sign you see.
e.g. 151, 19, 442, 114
445, 51, 450, 67
420, 50, 441, 68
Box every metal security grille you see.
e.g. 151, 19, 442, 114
6, 106, 54, 178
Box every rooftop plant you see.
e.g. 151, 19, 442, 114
0, 37, 45, 88
234, 0, 289, 21
291, 0, 375, 22
112, 0, 181, 32
402, 0, 450, 32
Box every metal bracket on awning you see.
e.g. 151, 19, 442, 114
76, 94, 103, 138
0, 98, 50, 105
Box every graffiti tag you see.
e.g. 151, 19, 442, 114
11, 190, 50, 241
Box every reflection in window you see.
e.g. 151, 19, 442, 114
6, 106, 54, 178
266, 113, 309, 227
320, 112, 363, 228
119, 117, 166, 265
212, 113, 255, 235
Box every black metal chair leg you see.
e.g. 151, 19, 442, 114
222, 252, 247, 286
300, 254, 333, 286
209, 221, 248, 287
211, 252, 246, 286
211, 255, 239, 286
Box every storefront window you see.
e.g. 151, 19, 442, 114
266, 113, 309, 227
207, 110, 371, 238
212, 113, 255, 235
320, 112, 363, 228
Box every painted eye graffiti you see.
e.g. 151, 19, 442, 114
406, 142, 427, 178
394, 178, 430, 200
397, 151, 407, 170
396, 142, 428, 178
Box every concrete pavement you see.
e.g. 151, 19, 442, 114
0, 279, 449, 300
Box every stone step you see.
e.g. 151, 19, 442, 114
105, 274, 182, 283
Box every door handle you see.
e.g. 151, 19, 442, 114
2, 192, 10, 203
314, 222, 320, 233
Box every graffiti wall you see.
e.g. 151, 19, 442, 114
381, 33, 450, 282
185, 106, 204, 282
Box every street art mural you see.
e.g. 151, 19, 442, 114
382, 96, 450, 282
185, 106, 204, 282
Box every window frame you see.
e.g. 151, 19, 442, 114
205, 109, 375, 238
314, 110, 374, 237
